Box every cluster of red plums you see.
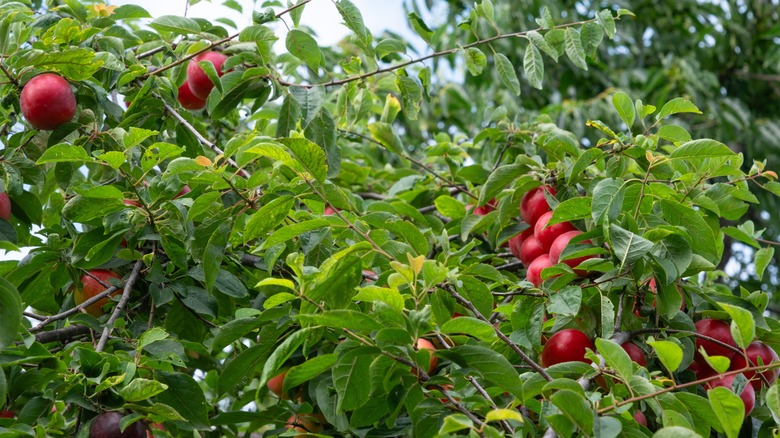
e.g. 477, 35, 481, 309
504, 186, 595, 286
177, 51, 228, 110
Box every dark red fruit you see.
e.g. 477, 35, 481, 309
520, 186, 556, 226
695, 319, 737, 359
508, 228, 533, 260
473, 198, 496, 216
621, 342, 647, 367
20, 73, 77, 130
177, 81, 206, 110
541, 328, 594, 367
89, 412, 146, 438
124, 199, 142, 208
0, 192, 10, 221
705, 374, 755, 416
0, 410, 13, 419
173, 185, 191, 199
633, 410, 647, 427
518, 235, 546, 266
533, 211, 576, 250
186, 51, 228, 99
549, 230, 596, 275
730, 341, 780, 390
526, 254, 554, 287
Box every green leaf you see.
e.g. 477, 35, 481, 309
262, 219, 329, 249
647, 340, 683, 374
211, 318, 263, 354
119, 379, 168, 402
464, 47, 487, 76
440, 317, 498, 342
480, 164, 525, 206
218, 343, 270, 395
367, 122, 404, 155
656, 98, 702, 120
438, 345, 523, 399
609, 224, 654, 268
564, 28, 588, 70
755, 247, 774, 280
283, 354, 338, 392
259, 328, 314, 386
285, 29, 322, 71
203, 221, 231, 293
353, 285, 405, 311
527, 30, 558, 61
719, 303, 755, 350
407, 12, 434, 46
523, 43, 544, 90
548, 197, 592, 225
494, 53, 521, 96
149, 15, 201, 35
396, 75, 423, 120
435, 196, 466, 219
547, 285, 581, 316
36, 144, 93, 164
708, 386, 744, 438
669, 139, 734, 159
279, 137, 327, 182
26, 48, 104, 81
439, 414, 473, 434
549, 389, 593, 432
766, 385, 780, 424
658, 125, 692, 143
596, 10, 616, 39
591, 178, 624, 222
62, 195, 124, 222
659, 200, 719, 263
0, 277, 22, 350
612, 92, 635, 128
653, 427, 703, 438
138, 327, 169, 350
334, 0, 372, 50
244, 196, 294, 243
595, 338, 633, 381
298, 310, 382, 332
155, 371, 209, 429
376, 38, 406, 59
333, 347, 376, 412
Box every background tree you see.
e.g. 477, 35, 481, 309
0, 0, 779, 437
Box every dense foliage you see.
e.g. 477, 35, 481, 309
0, 0, 779, 437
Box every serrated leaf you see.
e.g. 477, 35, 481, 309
609, 224, 653, 268
119, 379, 168, 402
495, 53, 521, 96
591, 178, 624, 222
408, 12, 434, 46
279, 137, 327, 182
670, 139, 734, 159
334, 0, 372, 49
564, 28, 588, 70
440, 317, 497, 342
523, 43, 544, 90
548, 197, 592, 225
36, 144, 93, 164
595, 338, 633, 381
333, 347, 374, 412
244, 196, 294, 242
396, 75, 423, 120
596, 10, 616, 39
658, 125, 692, 143
708, 387, 744, 438
437, 345, 523, 399
150, 15, 201, 35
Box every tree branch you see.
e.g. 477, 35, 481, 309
30, 285, 121, 333
34, 325, 91, 344
96, 260, 145, 352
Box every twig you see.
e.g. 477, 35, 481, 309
30, 285, 121, 333
495, 261, 524, 271
96, 260, 145, 352
34, 325, 91, 344
0, 63, 18, 87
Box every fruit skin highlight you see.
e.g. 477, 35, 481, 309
520, 186, 556, 226
186, 51, 228, 99
20, 73, 77, 130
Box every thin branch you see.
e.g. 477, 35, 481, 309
96, 260, 145, 352
0, 63, 18, 87
30, 285, 121, 333
34, 325, 91, 344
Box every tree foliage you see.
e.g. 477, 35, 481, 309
0, 0, 779, 437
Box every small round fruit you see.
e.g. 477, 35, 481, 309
173, 186, 191, 199
0, 410, 13, 419
520, 186, 556, 226
533, 211, 576, 250
89, 412, 146, 438
20, 73, 77, 130
549, 230, 596, 275
621, 342, 647, 367
285, 413, 325, 436
186, 51, 228, 99
508, 228, 533, 260
526, 254, 553, 287
177, 81, 206, 110
541, 329, 594, 367
633, 410, 647, 427
0, 192, 10, 221
323, 206, 337, 215
415, 338, 438, 375
473, 199, 496, 216
734, 341, 780, 390
695, 318, 737, 359
705, 374, 755, 416
518, 235, 546, 266
74, 270, 122, 317
267, 371, 287, 397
